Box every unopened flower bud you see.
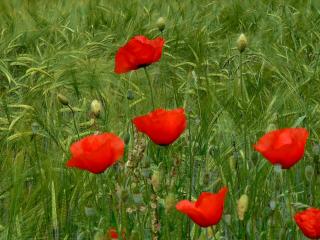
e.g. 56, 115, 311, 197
151, 170, 161, 192
90, 99, 102, 118
224, 214, 232, 225
237, 33, 248, 53
84, 207, 96, 217
57, 94, 69, 106
229, 157, 236, 172
156, 17, 166, 32
164, 193, 176, 212
203, 173, 210, 185
132, 193, 144, 205
305, 165, 314, 182
124, 132, 130, 144
269, 200, 276, 210
274, 164, 282, 174
312, 144, 320, 154
31, 122, 40, 134
127, 90, 135, 100
237, 194, 249, 220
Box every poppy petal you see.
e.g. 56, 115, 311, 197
66, 133, 125, 174
176, 187, 228, 228
132, 108, 186, 145
254, 128, 308, 169
176, 200, 210, 227
114, 35, 165, 74
295, 208, 320, 239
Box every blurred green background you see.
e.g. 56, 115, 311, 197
0, 0, 319, 239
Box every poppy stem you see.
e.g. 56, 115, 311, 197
239, 52, 243, 101
67, 104, 80, 139
144, 67, 155, 109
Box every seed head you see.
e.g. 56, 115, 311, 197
151, 170, 161, 192
237, 33, 248, 53
237, 194, 249, 220
90, 99, 102, 118
156, 17, 166, 32
164, 193, 176, 213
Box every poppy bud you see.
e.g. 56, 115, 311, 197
156, 17, 166, 32
229, 156, 236, 172
203, 173, 210, 185
57, 94, 69, 106
31, 122, 40, 134
237, 194, 249, 220
237, 33, 248, 53
141, 168, 151, 178
127, 89, 135, 100
124, 132, 130, 144
224, 214, 232, 225
84, 207, 96, 217
91, 99, 102, 118
312, 144, 320, 154
274, 164, 282, 174
151, 170, 161, 192
133, 193, 144, 205
164, 193, 176, 213
305, 165, 314, 182
269, 200, 276, 211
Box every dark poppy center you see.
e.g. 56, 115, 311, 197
158, 144, 170, 147
138, 64, 150, 69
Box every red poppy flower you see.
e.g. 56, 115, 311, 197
176, 187, 228, 228
106, 227, 126, 240
294, 208, 320, 239
253, 128, 308, 169
66, 133, 125, 174
132, 108, 187, 145
107, 227, 119, 239
114, 35, 165, 74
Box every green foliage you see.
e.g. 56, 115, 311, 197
0, 0, 319, 239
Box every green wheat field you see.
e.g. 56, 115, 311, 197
1, 0, 320, 239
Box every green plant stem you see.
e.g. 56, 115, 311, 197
67, 104, 80, 139
186, 114, 194, 240
239, 52, 243, 101
144, 67, 155, 109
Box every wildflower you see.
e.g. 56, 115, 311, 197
253, 128, 308, 169
294, 208, 320, 239
237, 33, 248, 53
114, 35, 165, 74
106, 227, 118, 239
66, 133, 125, 174
105, 227, 126, 240
132, 108, 186, 145
176, 187, 228, 227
